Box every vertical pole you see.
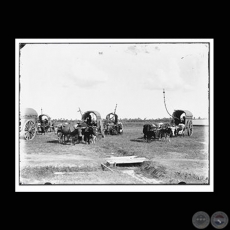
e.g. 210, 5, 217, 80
78, 107, 82, 116
163, 89, 172, 117
114, 104, 117, 114
78, 107, 83, 121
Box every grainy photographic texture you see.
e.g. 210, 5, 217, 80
15, 39, 213, 192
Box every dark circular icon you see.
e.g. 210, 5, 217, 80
44, 182, 52, 185
211, 211, 228, 229
192, 211, 210, 229
178, 181, 186, 184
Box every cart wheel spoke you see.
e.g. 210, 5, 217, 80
30, 129, 35, 137
24, 122, 29, 131
187, 121, 193, 136
23, 120, 36, 140
24, 132, 29, 140
190, 124, 193, 136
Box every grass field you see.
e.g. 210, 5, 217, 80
19, 122, 209, 185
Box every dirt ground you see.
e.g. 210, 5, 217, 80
18, 124, 209, 186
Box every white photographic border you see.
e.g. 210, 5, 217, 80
15, 38, 213, 192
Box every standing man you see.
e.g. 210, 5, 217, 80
87, 114, 92, 125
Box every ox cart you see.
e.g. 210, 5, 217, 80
103, 113, 123, 135
142, 90, 194, 141
171, 110, 193, 136
20, 108, 38, 140
56, 110, 105, 145
81, 110, 105, 137
37, 114, 53, 134
163, 89, 193, 137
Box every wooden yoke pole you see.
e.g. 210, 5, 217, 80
78, 107, 83, 116
114, 104, 117, 114
163, 89, 172, 117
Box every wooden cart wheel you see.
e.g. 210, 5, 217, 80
23, 120, 36, 140
188, 121, 193, 136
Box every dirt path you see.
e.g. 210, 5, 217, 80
19, 151, 208, 185
20, 151, 148, 184
20, 152, 165, 184
122, 170, 163, 184
20, 167, 147, 185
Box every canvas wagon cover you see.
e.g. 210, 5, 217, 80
82, 111, 104, 136
173, 110, 193, 119
21, 108, 38, 120
106, 113, 118, 121
38, 114, 51, 121
82, 111, 102, 121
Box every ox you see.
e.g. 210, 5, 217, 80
57, 123, 82, 145
158, 126, 172, 142
83, 126, 97, 144
169, 126, 177, 137
177, 123, 185, 137
143, 124, 157, 142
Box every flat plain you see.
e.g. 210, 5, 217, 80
19, 122, 209, 185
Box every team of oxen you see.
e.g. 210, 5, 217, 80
56, 122, 97, 145
143, 122, 186, 142
55, 121, 186, 145
55, 112, 123, 145
39, 102, 188, 144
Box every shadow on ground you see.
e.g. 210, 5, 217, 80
47, 140, 89, 145
46, 140, 60, 144
130, 139, 147, 143
130, 137, 157, 143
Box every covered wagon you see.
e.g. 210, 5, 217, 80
171, 109, 193, 136
37, 114, 53, 133
103, 113, 123, 135
81, 110, 105, 137
20, 108, 38, 140
162, 89, 193, 137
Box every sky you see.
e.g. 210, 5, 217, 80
18, 40, 211, 120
